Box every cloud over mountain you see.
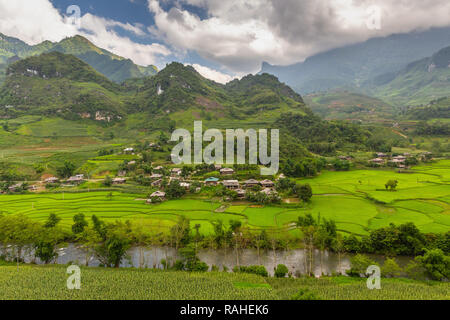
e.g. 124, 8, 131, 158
148, 0, 450, 73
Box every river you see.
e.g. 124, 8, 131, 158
14, 244, 413, 276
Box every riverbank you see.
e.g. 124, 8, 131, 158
0, 264, 448, 300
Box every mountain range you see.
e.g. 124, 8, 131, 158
0, 33, 158, 84
260, 27, 450, 101
0, 51, 389, 159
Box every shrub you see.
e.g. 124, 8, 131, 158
405, 260, 425, 280
291, 289, 321, 300
233, 265, 269, 277
274, 264, 289, 278
347, 254, 378, 277
382, 258, 402, 278
210, 265, 219, 272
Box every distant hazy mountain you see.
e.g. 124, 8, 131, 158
369, 46, 450, 106
0, 33, 158, 84
260, 27, 450, 94
304, 90, 396, 121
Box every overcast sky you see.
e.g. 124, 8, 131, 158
0, 0, 449, 83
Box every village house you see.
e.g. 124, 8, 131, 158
369, 158, 385, 165
261, 188, 278, 196
171, 168, 182, 176
151, 179, 163, 187
67, 174, 85, 184
214, 164, 222, 170
260, 179, 275, 188
150, 173, 163, 179
204, 177, 219, 186
236, 189, 246, 199
392, 155, 406, 161
124, 147, 134, 153
180, 182, 191, 190
421, 152, 432, 161
389, 158, 406, 167
28, 185, 38, 191
127, 160, 136, 166
154, 166, 164, 171
44, 177, 59, 184
220, 168, 234, 176
149, 143, 160, 149
8, 183, 23, 192
376, 152, 388, 158
147, 191, 166, 203
113, 178, 126, 185
243, 179, 260, 188
338, 155, 353, 161
222, 180, 240, 190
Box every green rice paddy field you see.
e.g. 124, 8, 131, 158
0, 265, 448, 300
0, 161, 449, 236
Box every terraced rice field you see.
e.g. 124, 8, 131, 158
0, 161, 448, 236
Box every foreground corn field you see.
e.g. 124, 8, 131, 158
0, 265, 448, 300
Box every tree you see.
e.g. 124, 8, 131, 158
166, 180, 186, 199
104, 175, 113, 187
91, 215, 106, 240
170, 216, 191, 264
94, 222, 131, 268
132, 224, 151, 268
229, 220, 243, 267
415, 249, 449, 281
297, 184, 313, 202
333, 233, 346, 275
315, 226, 329, 275
44, 214, 61, 229
72, 213, 88, 234
76, 226, 102, 266
159, 131, 169, 144
382, 258, 402, 278
57, 161, 76, 178
178, 245, 208, 272
35, 214, 65, 264
34, 240, 58, 264
347, 254, 378, 277
385, 180, 398, 191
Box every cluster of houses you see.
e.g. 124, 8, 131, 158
369, 152, 409, 168
2, 182, 37, 193
205, 177, 276, 199
43, 174, 85, 187
369, 152, 432, 169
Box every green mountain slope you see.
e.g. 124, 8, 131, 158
406, 96, 450, 120
370, 46, 450, 106
0, 54, 396, 160
0, 33, 158, 84
132, 63, 310, 128
0, 52, 125, 121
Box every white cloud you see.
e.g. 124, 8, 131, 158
185, 63, 237, 84
148, 0, 450, 73
79, 14, 171, 65
0, 0, 171, 66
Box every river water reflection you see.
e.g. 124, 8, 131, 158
20, 245, 413, 276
